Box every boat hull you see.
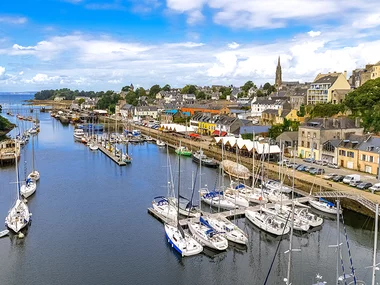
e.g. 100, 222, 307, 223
165, 224, 203, 257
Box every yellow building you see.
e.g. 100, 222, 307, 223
190, 112, 216, 135
357, 136, 380, 175
261, 108, 304, 125
307, 72, 351, 105
198, 120, 216, 136
336, 134, 368, 170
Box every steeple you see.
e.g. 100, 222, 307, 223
275, 56, 282, 88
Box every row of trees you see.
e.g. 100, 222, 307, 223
268, 119, 300, 139
34, 88, 106, 100
95, 91, 120, 113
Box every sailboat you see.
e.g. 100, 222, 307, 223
152, 145, 177, 221
200, 188, 238, 210
175, 141, 192, 156
201, 214, 248, 245
20, 177, 37, 198
164, 152, 203, 257
27, 134, 40, 181
5, 150, 31, 233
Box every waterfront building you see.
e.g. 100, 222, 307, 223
160, 109, 189, 124
120, 104, 134, 119
276, 131, 298, 157
214, 115, 242, 136
297, 117, 363, 160
190, 112, 216, 136
307, 72, 350, 105
251, 96, 290, 117
321, 139, 341, 163
133, 106, 159, 120
357, 136, 380, 175
336, 134, 370, 170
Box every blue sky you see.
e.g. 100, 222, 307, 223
1, 0, 380, 91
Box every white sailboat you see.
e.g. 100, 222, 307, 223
200, 188, 238, 210
309, 198, 342, 215
5, 152, 31, 233
188, 217, 229, 251
152, 145, 177, 222
261, 205, 310, 232
20, 178, 37, 198
27, 134, 40, 181
201, 214, 248, 245
164, 151, 203, 257
245, 209, 290, 236
156, 140, 165, 147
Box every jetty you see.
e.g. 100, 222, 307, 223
98, 144, 126, 166
148, 196, 311, 228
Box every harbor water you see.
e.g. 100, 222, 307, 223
0, 94, 379, 285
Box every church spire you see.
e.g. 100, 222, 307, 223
275, 56, 282, 88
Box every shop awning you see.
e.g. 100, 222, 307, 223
212, 130, 227, 136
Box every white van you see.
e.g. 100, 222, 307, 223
369, 183, 380, 192
343, 174, 361, 184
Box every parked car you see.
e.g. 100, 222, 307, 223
277, 159, 289, 166
310, 168, 325, 175
315, 160, 323, 165
327, 162, 339, 169
304, 165, 311, 172
303, 158, 315, 163
323, 173, 338, 180
332, 175, 344, 182
308, 167, 317, 174
357, 182, 373, 190
286, 162, 295, 168
349, 180, 363, 187
296, 164, 307, 171
369, 183, 380, 192
343, 174, 361, 184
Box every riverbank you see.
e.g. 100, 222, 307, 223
131, 123, 380, 217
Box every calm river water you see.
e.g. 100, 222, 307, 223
0, 94, 378, 285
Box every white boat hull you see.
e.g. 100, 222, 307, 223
20, 181, 37, 198
201, 196, 238, 210
5, 199, 30, 233
188, 222, 228, 251
224, 193, 249, 208
245, 209, 290, 236
165, 224, 203, 256
309, 199, 341, 215
152, 202, 177, 222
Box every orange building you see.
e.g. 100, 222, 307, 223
180, 105, 230, 116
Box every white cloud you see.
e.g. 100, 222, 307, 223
0, 16, 27, 24
228, 42, 240, 49
108, 79, 122, 84
19, 71, 24, 75
353, 13, 380, 29
0, 66, 5, 78
308, 30, 321, 38
13, 44, 35, 51
24, 73, 60, 83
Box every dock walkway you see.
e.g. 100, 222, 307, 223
98, 145, 126, 166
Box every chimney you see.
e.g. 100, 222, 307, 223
355, 117, 360, 128
278, 107, 282, 117
343, 70, 347, 78
323, 117, 327, 128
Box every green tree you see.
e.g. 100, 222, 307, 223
196, 91, 206, 100
135, 87, 147, 97
268, 124, 284, 139
77, 98, 85, 106
263, 82, 271, 90
121, 85, 131, 92
162, 84, 171, 91
181, 85, 197, 95
149, 84, 161, 97
125, 91, 138, 106
309, 103, 345, 118
241, 80, 256, 94
297, 104, 306, 117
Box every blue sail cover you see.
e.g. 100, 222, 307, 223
235, 184, 245, 189
200, 217, 214, 230
319, 198, 335, 207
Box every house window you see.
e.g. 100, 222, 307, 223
347, 151, 354, 158
362, 154, 366, 161
369, 156, 374, 163
339, 150, 346, 156
301, 141, 304, 147
307, 142, 310, 148
313, 132, 316, 138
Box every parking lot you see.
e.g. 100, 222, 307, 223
278, 157, 380, 193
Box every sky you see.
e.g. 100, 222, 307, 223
1, 0, 380, 92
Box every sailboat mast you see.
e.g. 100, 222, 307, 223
251, 131, 255, 188
336, 199, 340, 285
372, 204, 379, 285
199, 147, 202, 212
177, 154, 181, 228
32, 134, 35, 172
15, 141, 20, 200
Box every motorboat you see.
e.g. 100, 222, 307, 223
175, 146, 192, 156
20, 178, 37, 198
192, 150, 218, 168
89, 143, 99, 151
200, 188, 238, 210
27, 135, 40, 181
156, 140, 165, 147
164, 223, 203, 257
188, 219, 228, 251
245, 209, 290, 236
201, 215, 248, 245
73, 129, 85, 141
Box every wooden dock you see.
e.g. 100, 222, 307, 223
98, 145, 126, 166
148, 196, 311, 228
